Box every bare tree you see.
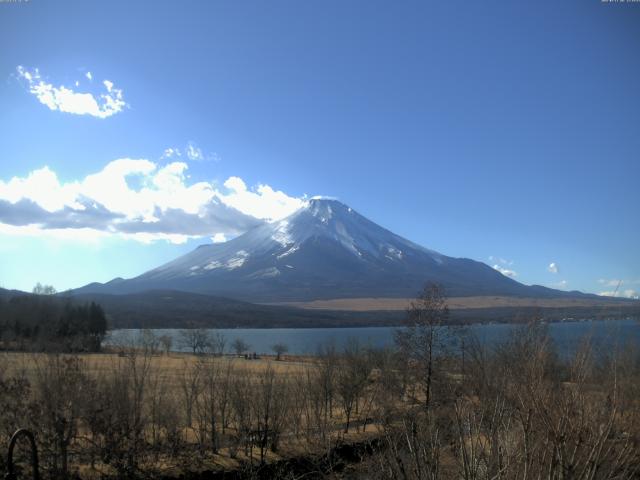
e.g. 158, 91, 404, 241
317, 342, 338, 431
253, 365, 288, 462
229, 372, 253, 459
215, 359, 235, 437
179, 359, 202, 429
32, 282, 57, 295
336, 339, 370, 433
395, 283, 450, 410
298, 366, 332, 446
31, 355, 88, 478
139, 328, 160, 355
272, 342, 289, 361
194, 357, 222, 453
208, 331, 227, 356
374, 412, 442, 480
158, 334, 173, 355
179, 328, 211, 355
85, 347, 154, 477
232, 338, 250, 357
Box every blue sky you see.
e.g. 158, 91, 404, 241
0, 0, 638, 297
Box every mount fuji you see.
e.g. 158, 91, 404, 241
74, 198, 589, 302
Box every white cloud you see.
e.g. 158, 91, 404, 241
0, 166, 82, 212
161, 148, 181, 159
16, 66, 127, 119
493, 265, 517, 278
0, 160, 305, 244
211, 233, 227, 243
599, 289, 638, 299
490, 256, 516, 277
186, 142, 204, 161
86, 71, 92, 81
596, 279, 639, 299
547, 262, 559, 274
220, 176, 305, 221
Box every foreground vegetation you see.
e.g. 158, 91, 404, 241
0, 286, 638, 479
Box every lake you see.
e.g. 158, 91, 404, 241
105, 318, 640, 356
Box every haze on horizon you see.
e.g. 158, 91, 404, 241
0, 1, 638, 297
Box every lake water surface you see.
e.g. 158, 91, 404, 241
106, 318, 640, 356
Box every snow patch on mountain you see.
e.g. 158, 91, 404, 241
309, 200, 333, 223
334, 221, 361, 256
271, 220, 292, 246
226, 250, 249, 270
277, 245, 299, 259
248, 267, 281, 279
385, 246, 403, 260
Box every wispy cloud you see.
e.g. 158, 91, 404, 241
493, 264, 517, 278
186, 142, 204, 161
596, 279, 640, 299
161, 148, 181, 159
489, 256, 513, 266
161, 142, 218, 162
0, 160, 305, 244
599, 289, 638, 299
489, 256, 517, 277
16, 66, 127, 119
598, 278, 622, 287
547, 262, 559, 274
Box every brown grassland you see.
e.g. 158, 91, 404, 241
267, 295, 636, 311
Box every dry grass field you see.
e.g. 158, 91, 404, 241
0, 350, 312, 381
267, 295, 634, 311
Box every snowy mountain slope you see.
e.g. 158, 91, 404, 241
73, 199, 590, 301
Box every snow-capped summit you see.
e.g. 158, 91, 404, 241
266, 198, 444, 263
74, 199, 575, 301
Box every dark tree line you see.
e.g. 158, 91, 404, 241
0, 294, 107, 352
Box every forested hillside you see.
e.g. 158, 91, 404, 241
0, 292, 107, 351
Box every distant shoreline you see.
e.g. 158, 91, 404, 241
106, 314, 640, 332
264, 295, 639, 311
